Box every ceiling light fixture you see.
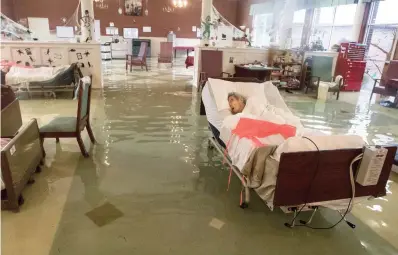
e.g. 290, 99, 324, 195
118, 0, 122, 14
144, 0, 149, 16
173, 0, 188, 8
94, 0, 108, 9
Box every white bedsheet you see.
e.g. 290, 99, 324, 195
6, 65, 70, 86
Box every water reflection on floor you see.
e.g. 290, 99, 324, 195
2, 59, 398, 255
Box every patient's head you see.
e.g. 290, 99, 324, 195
228, 92, 246, 114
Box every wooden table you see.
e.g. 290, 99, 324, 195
234, 65, 281, 81
173, 46, 194, 59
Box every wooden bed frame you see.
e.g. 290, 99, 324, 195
1, 89, 44, 212
1, 119, 44, 212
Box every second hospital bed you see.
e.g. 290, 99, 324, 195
201, 77, 396, 227
4, 63, 82, 98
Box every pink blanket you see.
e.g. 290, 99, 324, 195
230, 118, 296, 147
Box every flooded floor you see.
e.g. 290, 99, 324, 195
2, 59, 398, 254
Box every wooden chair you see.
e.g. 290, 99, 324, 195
370, 60, 398, 101
304, 65, 344, 100
158, 42, 173, 67
39, 76, 95, 158
126, 42, 148, 72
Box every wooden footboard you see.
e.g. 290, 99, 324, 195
1, 119, 43, 212
273, 146, 397, 207
1, 99, 22, 137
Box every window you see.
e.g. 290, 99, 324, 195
365, 0, 398, 78
317, 6, 335, 25
291, 9, 306, 48
310, 4, 356, 50
373, 0, 398, 25
252, 14, 273, 47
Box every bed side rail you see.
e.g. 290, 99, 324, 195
273, 146, 397, 207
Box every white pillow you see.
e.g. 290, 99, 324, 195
208, 78, 267, 111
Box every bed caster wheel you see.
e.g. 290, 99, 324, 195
36, 166, 42, 173
27, 178, 35, 185
18, 195, 25, 206
240, 202, 249, 209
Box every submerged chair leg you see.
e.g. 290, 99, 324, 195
86, 123, 96, 143
76, 133, 89, 158
40, 137, 46, 158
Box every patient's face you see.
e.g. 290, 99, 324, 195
228, 96, 245, 114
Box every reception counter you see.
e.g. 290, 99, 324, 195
0, 41, 102, 88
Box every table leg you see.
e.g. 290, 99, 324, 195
394, 90, 398, 107
187, 49, 189, 57
174, 49, 177, 59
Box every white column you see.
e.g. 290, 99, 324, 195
278, 0, 296, 49
352, 0, 366, 42
200, 0, 213, 46
80, 0, 95, 42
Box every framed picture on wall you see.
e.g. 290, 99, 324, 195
125, 0, 142, 16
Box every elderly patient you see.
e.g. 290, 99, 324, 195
228, 92, 246, 114
228, 92, 263, 116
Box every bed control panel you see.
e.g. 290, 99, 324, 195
356, 146, 387, 186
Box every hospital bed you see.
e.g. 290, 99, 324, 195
201, 77, 397, 228
5, 63, 82, 98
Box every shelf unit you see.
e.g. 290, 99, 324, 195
271, 62, 302, 89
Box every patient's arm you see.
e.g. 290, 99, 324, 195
242, 97, 266, 116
